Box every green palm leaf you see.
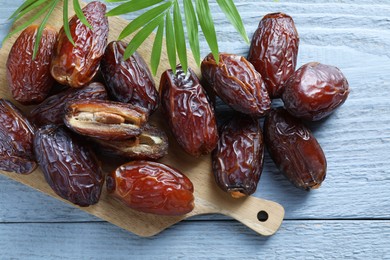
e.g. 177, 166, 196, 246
216, 0, 249, 44
7, 0, 250, 72
73, 0, 92, 29
173, 0, 187, 72
33, 0, 59, 59
8, 0, 37, 20
196, 0, 219, 64
118, 1, 172, 40
150, 21, 164, 75
106, 0, 164, 16
63, 0, 75, 45
183, 0, 200, 67
123, 13, 165, 60
165, 11, 176, 74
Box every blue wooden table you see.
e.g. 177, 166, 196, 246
1, 0, 390, 258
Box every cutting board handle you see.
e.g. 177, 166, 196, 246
193, 195, 285, 236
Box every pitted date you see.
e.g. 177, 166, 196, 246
282, 62, 350, 121
94, 124, 168, 160
212, 116, 264, 198
64, 99, 148, 140
248, 12, 299, 98
201, 53, 271, 117
51, 1, 108, 88
34, 125, 103, 206
101, 41, 159, 114
0, 99, 36, 174
6, 25, 57, 105
264, 108, 327, 190
106, 161, 194, 215
30, 82, 107, 126
160, 66, 218, 157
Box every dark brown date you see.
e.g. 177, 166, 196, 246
264, 108, 327, 190
160, 66, 218, 157
0, 99, 36, 174
282, 62, 350, 121
101, 41, 159, 114
93, 124, 168, 160
212, 116, 264, 198
64, 99, 148, 140
30, 82, 107, 126
34, 125, 103, 206
51, 1, 108, 88
248, 12, 299, 98
6, 25, 57, 105
201, 53, 271, 117
106, 161, 194, 216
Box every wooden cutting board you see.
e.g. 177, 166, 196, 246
0, 2, 284, 237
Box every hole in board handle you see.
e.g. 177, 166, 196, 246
257, 210, 269, 222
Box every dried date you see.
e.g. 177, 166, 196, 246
248, 12, 299, 98
264, 108, 327, 190
0, 99, 36, 174
201, 53, 271, 117
282, 62, 350, 121
106, 161, 194, 215
34, 125, 103, 206
51, 1, 109, 88
64, 99, 148, 140
30, 82, 107, 126
160, 66, 218, 157
6, 25, 57, 105
93, 124, 168, 160
101, 41, 159, 114
212, 116, 264, 198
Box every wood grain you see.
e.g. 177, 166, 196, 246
1, 0, 390, 258
0, 1, 284, 237
0, 220, 390, 259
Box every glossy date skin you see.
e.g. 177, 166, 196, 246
30, 82, 107, 126
34, 125, 104, 206
6, 25, 57, 105
107, 161, 194, 216
264, 108, 327, 190
94, 124, 168, 160
212, 116, 264, 198
282, 62, 350, 121
0, 99, 37, 174
201, 53, 271, 117
64, 99, 148, 140
248, 12, 299, 98
101, 41, 159, 114
160, 66, 218, 157
51, 1, 108, 88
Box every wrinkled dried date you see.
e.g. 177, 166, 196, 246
34, 125, 103, 206
264, 108, 327, 190
64, 99, 148, 140
30, 82, 107, 126
107, 161, 194, 216
212, 116, 264, 198
201, 53, 271, 117
160, 66, 218, 157
94, 124, 168, 160
248, 12, 299, 98
101, 41, 159, 114
6, 25, 57, 105
282, 62, 350, 121
51, 1, 108, 88
0, 99, 36, 174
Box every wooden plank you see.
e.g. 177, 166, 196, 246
0, 0, 286, 237
0, 220, 389, 258
0, 1, 390, 224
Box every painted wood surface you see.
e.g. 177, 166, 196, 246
1, 0, 390, 258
